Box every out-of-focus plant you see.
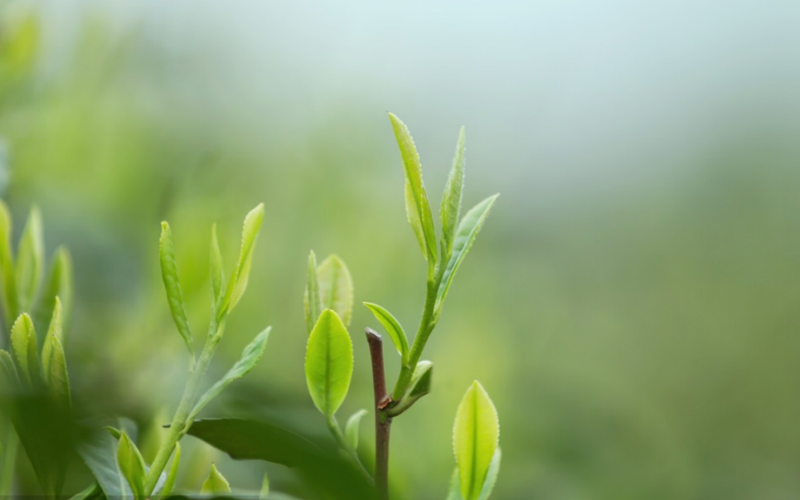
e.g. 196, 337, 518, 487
0, 203, 73, 497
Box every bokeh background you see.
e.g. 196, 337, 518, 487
1, 1, 800, 498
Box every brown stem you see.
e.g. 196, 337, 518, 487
366, 328, 391, 500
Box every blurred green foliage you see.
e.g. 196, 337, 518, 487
0, 3, 799, 499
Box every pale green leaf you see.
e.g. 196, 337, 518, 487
259, 472, 270, 499
304, 250, 321, 334
477, 448, 502, 500
10, 313, 38, 385
159, 222, 194, 356
441, 126, 466, 258
188, 326, 271, 421
435, 195, 498, 314
453, 381, 499, 500
201, 464, 231, 495
408, 360, 433, 400
116, 432, 146, 500
0, 201, 18, 324
363, 302, 409, 364
304, 310, 353, 417
222, 203, 265, 314
15, 206, 43, 312
210, 223, 225, 312
33, 247, 72, 339
41, 297, 63, 378
160, 442, 181, 498
0, 349, 19, 386
388, 113, 437, 265
317, 255, 353, 327
344, 409, 367, 450
446, 468, 462, 500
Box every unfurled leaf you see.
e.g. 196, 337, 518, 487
388, 113, 437, 265
160, 442, 181, 498
116, 431, 146, 500
305, 310, 353, 417
210, 224, 225, 312
189, 327, 271, 421
477, 448, 502, 500
363, 302, 409, 364
259, 472, 270, 499
453, 381, 499, 500
344, 409, 367, 450
222, 203, 265, 314
159, 222, 194, 356
201, 464, 231, 495
435, 195, 498, 314
441, 126, 466, 258
77, 420, 135, 499
33, 247, 72, 338
304, 250, 321, 334
41, 297, 63, 378
15, 206, 43, 312
10, 313, 38, 384
317, 255, 353, 327
0, 201, 18, 323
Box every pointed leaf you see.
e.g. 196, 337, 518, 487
317, 255, 353, 327
10, 313, 37, 384
33, 247, 72, 338
116, 431, 146, 500
453, 381, 499, 500
210, 223, 225, 312
305, 310, 353, 417
160, 442, 181, 498
77, 421, 134, 499
477, 448, 502, 500
435, 195, 498, 314
304, 250, 321, 334
0, 201, 18, 323
259, 472, 270, 499
189, 327, 271, 421
15, 206, 43, 312
45, 330, 70, 409
201, 464, 231, 495
446, 468, 462, 500
222, 203, 265, 314
441, 126, 466, 258
363, 302, 409, 364
0, 349, 19, 386
159, 222, 194, 356
344, 409, 367, 449
388, 113, 437, 265
41, 297, 63, 378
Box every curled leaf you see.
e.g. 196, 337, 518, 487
317, 255, 353, 327
344, 409, 367, 450
10, 313, 38, 385
222, 203, 265, 314
305, 310, 353, 417
159, 222, 194, 357
453, 381, 499, 500
363, 302, 409, 364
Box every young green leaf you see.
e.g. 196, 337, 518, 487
304, 309, 353, 417
387, 361, 432, 417
304, 250, 321, 334
441, 126, 466, 258
363, 302, 409, 364
0, 201, 18, 323
477, 448, 502, 500
446, 468, 462, 500
210, 223, 225, 312
10, 313, 38, 384
159, 222, 194, 357
15, 206, 43, 312
116, 431, 146, 500
388, 113, 438, 265
201, 464, 231, 495
435, 195, 498, 314
259, 472, 270, 499
160, 443, 181, 498
222, 203, 265, 314
317, 255, 353, 327
344, 409, 367, 449
453, 381, 500, 500
41, 297, 63, 378
33, 247, 72, 338
0, 349, 19, 386
188, 326, 272, 421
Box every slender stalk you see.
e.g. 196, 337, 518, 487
325, 416, 373, 482
143, 320, 222, 496
366, 328, 391, 500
